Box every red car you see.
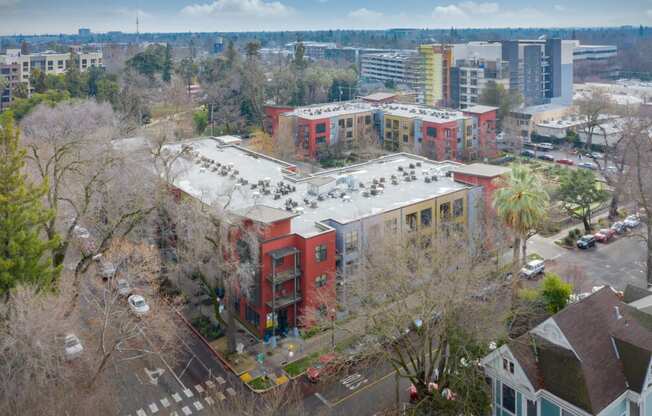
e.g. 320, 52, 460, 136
594, 228, 615, 243
306, 353, 338, 383
556, 158, 574, 166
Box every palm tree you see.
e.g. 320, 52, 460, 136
493, 165, 549, 286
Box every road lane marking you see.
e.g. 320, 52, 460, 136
226, 387, 236, 396
193, 401, 204, 411
195, 384, 204, 393
216, 392, 226, 401
136, 410, 146, 416
160, 398, 170, 408
331, 370, 396, 407
205, 397, 215, 406
314, 393, 333, 408
148, 403, 158, 413
216, 376, 225, 385
183, 388, 194, 398
205, 380, 215, 389
172, 393, 182, 403
181, 406, 192, 415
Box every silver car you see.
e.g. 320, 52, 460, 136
64, 334, 83, 360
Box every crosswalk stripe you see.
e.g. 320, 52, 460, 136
216, 376, 226, 385
193, 401, 204, 411
205, 397, 215, 406
216, 392, 225, 401
205, 380, 215, 389
226, 387, 236, 397
195, 384, 204, 393
183, 388, 194, 398
181, 406, 192, 415
160, 398, 170, 408
172, 393, 182, 403
148, 403, 159, 413
136, 409, 147, 416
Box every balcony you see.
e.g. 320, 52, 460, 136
267, 292, 302, 309
266, 268, 301, 285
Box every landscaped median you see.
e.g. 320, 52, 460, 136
240, 372, 289, 393
282, 351, 320, 379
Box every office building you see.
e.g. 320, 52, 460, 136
360, 51, 422, 90
78, 28, 91, 37
571, 41, 617, 62
511, 103, 573, 140
286, 41, 337, 60
501, 39, 574, 106
162, 137, 480, 337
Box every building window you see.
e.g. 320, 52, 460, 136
273, 256, 284, 267
385, 119, 391, 128
339, 119, 345, 128
466, 126, 472, 136
316, 123, 326, 133
427, 127, 437, 137
502, 358, 515, 374
346, 131, 353, 138
527, 400, 537, 416
420, 208, 432, 227
316, 136, 327, 145
406, 213, 417, 231
245, 305, 260, 327
453, 198, 464, 217
445, 129, 451, 138
344, 231, 358, 252
392, 120, 399, 129
315, 274, 328, 288
403, 134, 409, 143
365, 115, 371, 125
317, 304, 327, 317
386, 131, 391, 139
440, 202, 451, 221
385, 218, 398, 233
315, 245, 327, 262
346, 118, 353, 128
502, 384, 516, 414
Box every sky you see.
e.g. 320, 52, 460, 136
0, 0, 651, 35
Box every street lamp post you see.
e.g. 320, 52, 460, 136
330, 309, 336, 350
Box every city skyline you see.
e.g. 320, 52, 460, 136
0, 0, 651, 36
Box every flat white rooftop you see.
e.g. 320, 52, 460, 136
163, 138, 467, 237
285, 101, 376, 120
382, 104, 470, 123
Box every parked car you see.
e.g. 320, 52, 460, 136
100, 262, 116, 281
577, 235, 596, 249
520, 259, 545, 278
538, 143, 555, 150
521, 150, 536, 158
73, 225, 90, 239
116, 278, 131, 296
624, 215, 641, 228
128, 294, 150, 316
64, 334, 83, 360
537, 154, 555, 162
556, 158, 574, 166
594, 228, 615, 243
590, 152, 604, 159
611, 221, 626, 234
577, 162, 596, 170
307, 353, 338, 383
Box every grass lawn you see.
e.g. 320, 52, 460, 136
282, 352, 320, 378
248, 376, 275, 391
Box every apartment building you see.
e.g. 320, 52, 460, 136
276, 101, 377, 160
267, 100, 497, 161
360, 51, 422, 90
380, 103, 498, 160
419, 44, 453, 107
162, 137, 481, 338
501, 39, 574, 106
482, 286, 652, 416
286, 41, 337, 60
0, 48, 103, 109
571, 41, 618, 62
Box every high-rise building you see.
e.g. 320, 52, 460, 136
418, 44, 453, 107
78, 28, 91, 37
501, 39, 574, 106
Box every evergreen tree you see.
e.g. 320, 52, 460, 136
65, 51, 83, 97
0, 112, 60, 297
162, 43, 173, 83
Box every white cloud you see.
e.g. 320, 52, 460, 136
433, 2, 499, 18
348, 8, 382, 20
554, 4, 566, 11
181, 0, 291, 17
0, 0, 20, 7
115, 7, 152, 19
647, 9, 652, 17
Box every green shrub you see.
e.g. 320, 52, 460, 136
283, 352, 319, 377
248, 376, 274, 390
540, 273, 573, 313
192, 316, 223, 341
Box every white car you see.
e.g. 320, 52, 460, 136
116, 279, 131, 296
624, 215, 641, 228
520, 259, 545, 279
128, 295, 150, 316
64, 334, 83, 360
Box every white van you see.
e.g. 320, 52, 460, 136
520, 259, 545, 279
538, 143, 554, 151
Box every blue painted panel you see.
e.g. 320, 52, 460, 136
602, 398, 627, 416
541, 398, 560, 416
517, 392, 522, 416
495, 380, 501, 406
646, 390, 652, 416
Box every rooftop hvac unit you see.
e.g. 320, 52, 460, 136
362, 191, 370, 197
392, 179, 399, 185
432, 175, 438, 181
416, 162, 422, 167
411, 175, 417, 180
342, 195, 352, 203
425, 177, 431, 183
294, 207, 304, 215
252, 191, 261, 199
310, 201, 318, 209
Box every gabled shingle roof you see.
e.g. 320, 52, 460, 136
506, 287, 652, 414
623, 284, 652, 303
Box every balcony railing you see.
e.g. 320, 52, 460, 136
266, 268, 301, 285
267, 292, 302, 309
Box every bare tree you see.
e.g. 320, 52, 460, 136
575, 89, 613, 150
